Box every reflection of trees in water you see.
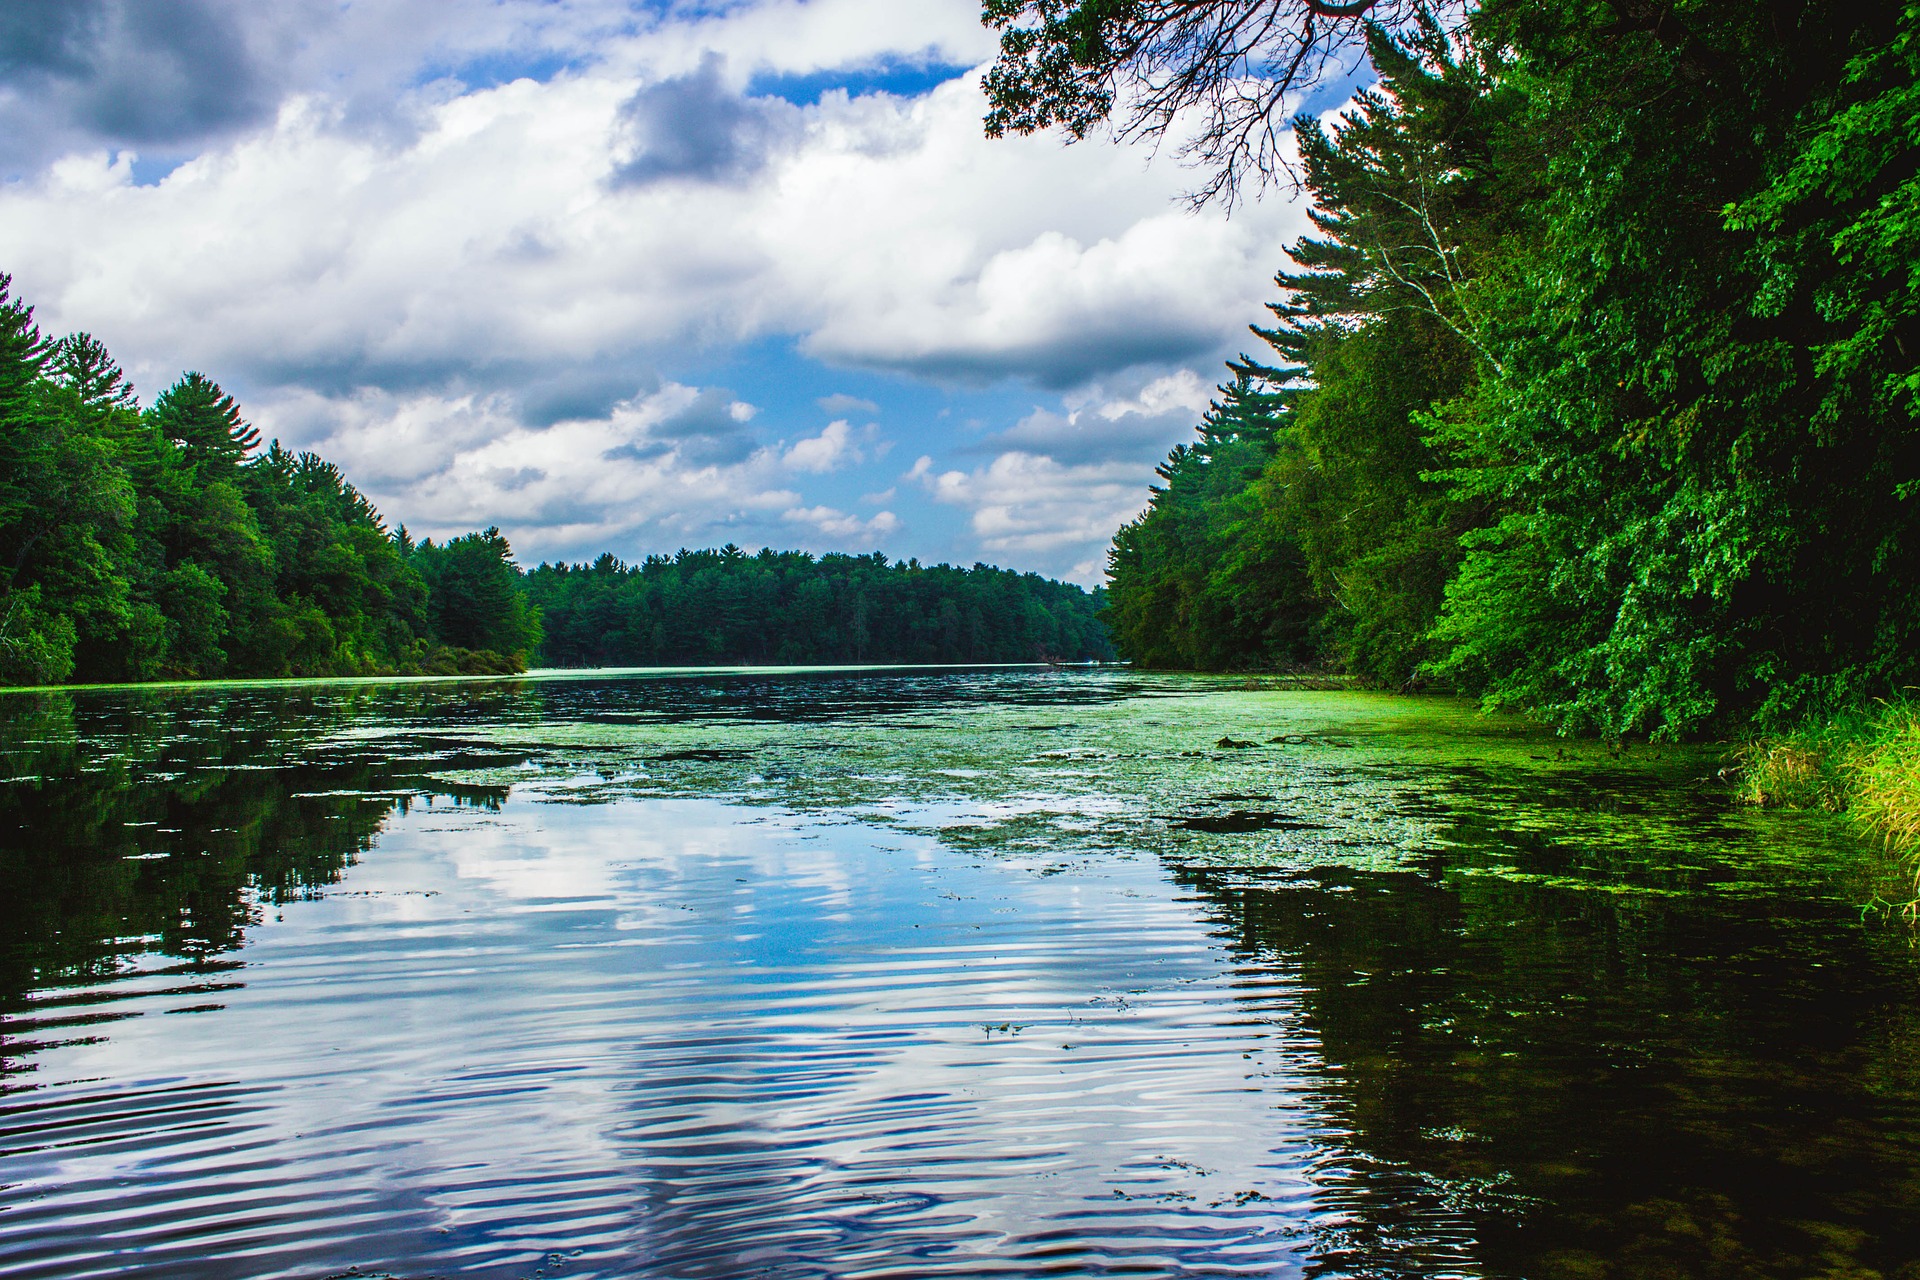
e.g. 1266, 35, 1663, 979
0, 668, 1140, 1010
471, 667, 1157, 728
18, 675, 1918, 1275
1176, 863, 1920, 1278
0, 688, 515, 1010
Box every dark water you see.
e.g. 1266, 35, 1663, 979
2, 667, 1917, 1278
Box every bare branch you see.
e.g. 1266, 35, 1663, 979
984, 1, 1465, 206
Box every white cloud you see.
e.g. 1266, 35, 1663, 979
0, 0, 1321, 580
919, 451, 1157, 585
781, 419, 862, 473
268, 381, 794, 559
0, 37, 1308, 398
257, 385, 522, 485
259, 379, 919, 564
975, 368, 1216, 467
925, 370, 1223, 577
1088, 368, 1215, 421
640, 0, 994, 83
0, 0, 995, 174
781, 505, 900, 540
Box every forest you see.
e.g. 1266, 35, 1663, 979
0, 280, 1110, 686
0, 279, 542, 685
1012, 0, 1917, 741
528, 550, 1112, 667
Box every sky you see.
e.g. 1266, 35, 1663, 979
0, 0, 1326, 585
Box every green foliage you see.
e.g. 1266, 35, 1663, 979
1265, 318, 1472, 684
1093, 2, 1920, 737
0, 283, 138, 679
154, 561, 229, 677
149, 372, 261, 476
0, 586, 76, 686
526, 547, 1113, 667
980, 0, 1130, 143
0, 275, 537, 684
1105, 368, 1320, 669
1737, 699, 1920, 864
413, 527, 542, 662
1426, 0, 1919, 737
1729, 4, 1920, 426
1105, 25, 1501, 680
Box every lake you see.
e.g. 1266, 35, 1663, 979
3, 666, 1917, 1278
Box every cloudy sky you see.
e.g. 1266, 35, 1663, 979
0, 0, 1327, 584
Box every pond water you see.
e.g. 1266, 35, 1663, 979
2, 666, 1917, 1279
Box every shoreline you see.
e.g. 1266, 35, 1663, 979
1737, 701, 1920, 867
0, 661, 1082, 697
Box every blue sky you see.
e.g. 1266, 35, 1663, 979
0, 0, 1322, 583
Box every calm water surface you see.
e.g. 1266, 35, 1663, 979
2, 667, 1917, 1278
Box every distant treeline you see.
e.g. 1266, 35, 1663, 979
1103, 4, 1918, 738
527, 549, 1113, 667
0, 274, 1110, 685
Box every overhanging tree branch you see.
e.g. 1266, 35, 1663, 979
982, 0, 1457, 206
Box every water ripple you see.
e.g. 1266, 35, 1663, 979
3, 670, 1913, 1279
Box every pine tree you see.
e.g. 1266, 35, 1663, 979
148, 373, 261, 475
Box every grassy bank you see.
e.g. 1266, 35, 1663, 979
1736, 700, 1920, 864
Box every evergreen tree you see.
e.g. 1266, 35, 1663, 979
524, 549, 1112, 668
149, 373, 261, 476
413, 527, 542, 661
1088, 0, 1919, 735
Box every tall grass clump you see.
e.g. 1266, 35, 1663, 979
1847, 704, 1920, 859
1736, 699, 1920, 862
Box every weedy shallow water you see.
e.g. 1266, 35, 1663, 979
1, 667, 1915, 1278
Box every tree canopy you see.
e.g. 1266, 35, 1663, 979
1084, 0, 1920, 737
526, 548, 1113, 668
0, 278, 536, 684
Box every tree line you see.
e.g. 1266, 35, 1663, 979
0, 277, 541, 685
0, 279, 1111, 685
527, 549, 1113, 667
1034, 0, 1917, 737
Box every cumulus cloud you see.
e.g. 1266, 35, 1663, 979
0, 0, 999, 177
975, 369, 1214, 466
631, 385, 761, 466
1088, 368, 1218, 422
914, 451, 1158, 585
253, 376, 924, 565
781, 504, 899, 540
0, 0, 655, 175
610, 53, 798, 187
782, 419, 865, 473
0, 0, 1319, 580
265, 381, 806, 558
896, 370, 1222, 580
0, 43, 1307, 400
648, 0, 993, 86
0, 0, 273, 149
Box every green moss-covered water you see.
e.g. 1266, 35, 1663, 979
2, 667, 1914, 1278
